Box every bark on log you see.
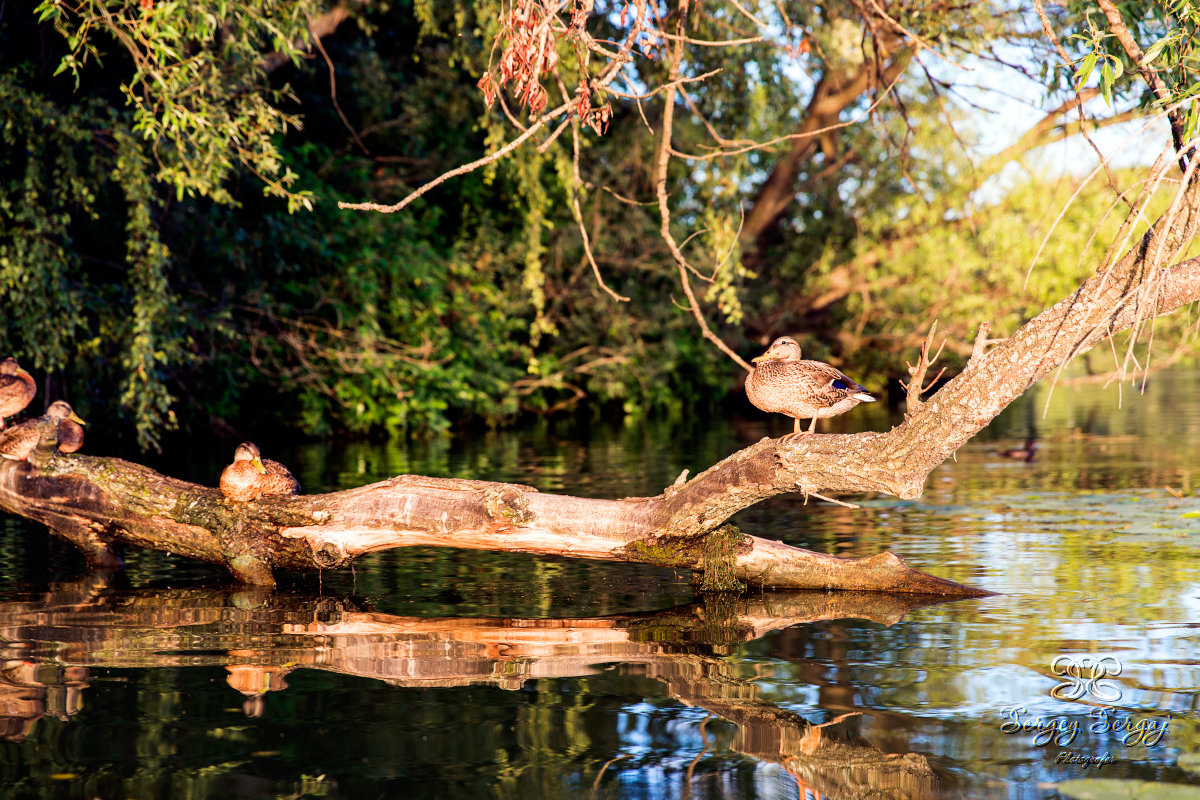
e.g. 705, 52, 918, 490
0, 447, 980, 595
0, 206, 1197, 593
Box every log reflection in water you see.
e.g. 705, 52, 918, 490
0, 576, 948, 798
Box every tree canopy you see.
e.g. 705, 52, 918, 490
1, 0, 1196, 450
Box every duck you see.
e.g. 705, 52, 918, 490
0, 401, 86, 460
998, 437, 1039, 462
0, 358, 36, 428
219, 442, 300, 502
745, 336, 875, 438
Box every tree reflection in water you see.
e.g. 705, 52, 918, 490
0, 573, 953, 799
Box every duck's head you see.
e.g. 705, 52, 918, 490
752, 336, 803, 364
233, 442, 267, 474
46, 401, 85, 425
0, 358, 29, 377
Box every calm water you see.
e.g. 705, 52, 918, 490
2, 371, 1200, 799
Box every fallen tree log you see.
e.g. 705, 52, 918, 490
1, 210, 1198, 591
0, 448, 979, 593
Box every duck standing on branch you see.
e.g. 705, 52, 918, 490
746, 336, 875, 439
220, 442, 300, 502
0, 357, 36, 428
0, 401, 86, 460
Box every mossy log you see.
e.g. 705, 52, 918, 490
0, 438, 980, 594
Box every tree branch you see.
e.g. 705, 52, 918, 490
653, 0, 752, 372
1093, 0, 1192, 172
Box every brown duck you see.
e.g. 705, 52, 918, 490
745, 336, 875, 438
0, 401, 86, 460
220, 442, 300, 502
0, 357, 36, 428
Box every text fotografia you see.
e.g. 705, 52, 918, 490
999, 706, 1171, 748
1055, 752, 1116, 769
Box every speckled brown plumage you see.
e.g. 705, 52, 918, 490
0, 358, 36, 428
745, 336, 875, 437
0, 401, 85, 460
220, 442, 300, 502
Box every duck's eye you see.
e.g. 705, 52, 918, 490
831, 379, 848, 390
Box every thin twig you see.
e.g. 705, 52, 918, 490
970, 321, 992, 362
1095, 0, 1191, 172
864, 0, 968, 70
900, 320, 944, 420
310, 15, 368, 156
339, 101, 573, 213
569, 119, 629, 302
652, 0, 751, 372
803, 490, 860, 509
671, 65, 908, 162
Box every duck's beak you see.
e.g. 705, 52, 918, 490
17, 368, 30, 378
751, 349, 776, 364
252, 456, 267, 475
69, 411, 86, 425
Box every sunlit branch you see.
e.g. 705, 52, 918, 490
653, 31, 764, 47
652, 0, 752, 373
338, 101, 573, 214
671, 65, 909, 163
604, 68, 723, 100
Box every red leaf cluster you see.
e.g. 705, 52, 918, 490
575, 80, 611, 135
482, 0, 561, 114
478, 0, 611, 135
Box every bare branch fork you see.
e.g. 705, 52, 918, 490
899, 320, 946, 420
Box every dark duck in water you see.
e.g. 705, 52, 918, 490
745, 336, 875, 439
998, 437, 1039, 462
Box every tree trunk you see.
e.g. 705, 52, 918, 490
740, 52, 911, 258
1, 206, 1197, 591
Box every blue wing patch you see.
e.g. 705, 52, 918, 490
832, 379, 849, 390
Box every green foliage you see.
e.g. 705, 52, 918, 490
36, 0, 320, 210
112, 130, 184, 450
1061, 0, 1200, 136
2, 0, 1195, 449
0, 76, 90, 373
0, 72, 189, 449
